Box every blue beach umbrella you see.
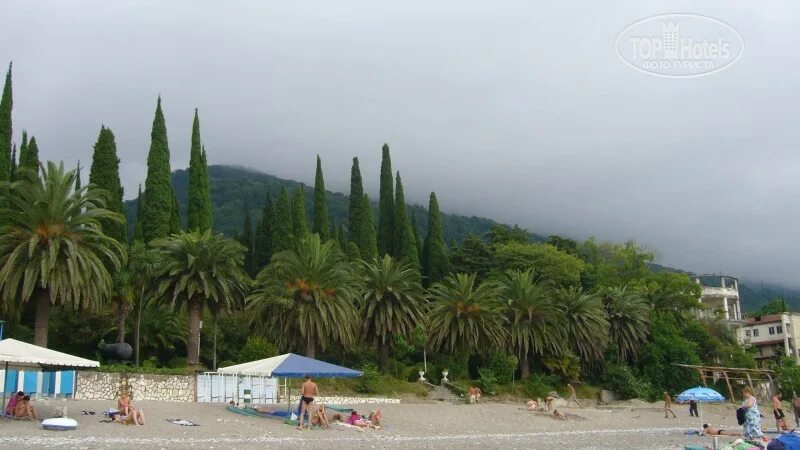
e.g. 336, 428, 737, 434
676, 386, 725, 425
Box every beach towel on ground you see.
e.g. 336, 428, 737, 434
326, 405, 355, 413
167, 418, 198, 426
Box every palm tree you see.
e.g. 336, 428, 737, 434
428, 273, 507, 354
603, 286, 651, 361
152, 230, 250, 367
248, 234, 358, 358
361, 255, 427, 372
500, 269, 565, 379
556, 286, 609, 363
125, 240, 163, 365
137, 301, 187, 359
0, 162, 125, 347
111, 266, 135, 343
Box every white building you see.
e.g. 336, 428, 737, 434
737, 313, 800, 367
691, 275, 744, 323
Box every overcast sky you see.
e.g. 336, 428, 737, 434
2, 1, 798, 285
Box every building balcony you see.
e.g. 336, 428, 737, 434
700, 286, 739, 298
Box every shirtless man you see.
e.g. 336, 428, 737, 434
297, 374, 318, 430
567, 383, 582, 408
792, 391, 800, 427
468, 386, 482, 404
663, 392, 676, 419
702, 424, 740, 436
773, 392, 787, 433
13, 395, 36, 420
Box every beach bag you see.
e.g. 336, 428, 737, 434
736, 407, 746, 425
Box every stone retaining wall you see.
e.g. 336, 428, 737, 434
75, 371, 195, 402
284, 394, 401, 405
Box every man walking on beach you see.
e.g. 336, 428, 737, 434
792, 391, 800, 427
663, 392, 676, 419
566, 383, 582, 408
773, 392, 787, 433
297, 374, 318, 430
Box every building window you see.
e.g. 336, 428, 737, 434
746, 330, 752, 337
777, 325, 783, 334
754, 329, 760, 337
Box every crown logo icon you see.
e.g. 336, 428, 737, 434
662, 20, 679, 59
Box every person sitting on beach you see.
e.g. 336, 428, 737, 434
4, 391, 24, 416
468, 386, 482, 404
332, 413, 343, 422
311, 404, 330, 429
701, 424, 740, 436
545, 392, 559, 412
13, 395, 36, 420
368, 409, 382, 428
526, 400, 538, 411
116, 393, 146, 426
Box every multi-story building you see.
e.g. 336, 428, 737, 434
737, 313, 800, 367
691, 275, 744, 323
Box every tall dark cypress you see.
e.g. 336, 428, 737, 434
348, 157, 364, 249
423, 192, 448, 285
187, 109, 212, 232
272, 187, 294, 253
254, 192, 275, 269
9, 143, 15, 181
360, 193, 378, 260
89, 126, 127, 242
169, 190, 181, 234
239, 208, 255, 276
0, 62, 11, 183
141, 97, 174, 241
75, 161, 82, 191
291, 184, 309, 239
312, 155, 329, 240
328, 220, 337, 247
411, 210, 423, 263
133, 184, 144, 242
337, 223, 346, 248
19, 135, 39, 172
394, 172, 419, 266
377, 143, 395, 256
16, 131, 27, 179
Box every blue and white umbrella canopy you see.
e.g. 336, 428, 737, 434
676, 386, 726, 403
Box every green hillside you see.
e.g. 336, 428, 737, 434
124, 165, 542, 245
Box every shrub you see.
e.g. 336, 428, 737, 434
523, 373, 559, 399
218, 360, 236, 368
488, 352, 519, 384
237, 336, 277, 363
603, 364, 652, 399
356, 363, 381, 393
167, 356, 188, 368
477, 367, 498, 394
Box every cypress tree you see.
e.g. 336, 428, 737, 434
312, 155, 330, 240
133, 184, 144, 242
75, 161, 81, 191
422, 192, 448, 285
0, 62, 11, 183
89, 126, 127, 242
360, 193, 378, 260
337, 223, 346, 248
328, 220, 337, 246
348, 157, 363, 246
254, 192, 275, 268
16, 131, 27, 178
291, 184, 309, 239
187, 109, 212, 232
169, 190, 181, 234
19, 135, 39, 172
239, 208, 255, 276
272, 187, 293, 253
377, 143, 395, 256
9, 143, 15, 181
393, 172, 419, 267
411, 210, 423, 263
141, 96, 174, 241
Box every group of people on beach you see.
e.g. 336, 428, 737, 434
296, 374, 382, 431
3, 391, 36, 420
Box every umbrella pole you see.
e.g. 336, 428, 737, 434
2, 362, 7, 411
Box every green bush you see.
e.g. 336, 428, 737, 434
218, 360, 236, 368
167, 356, 188, 368
488, 352, 518, 384
237, 336, 278, 363
95, 363, 194, 375
141, 356, 159, 369
603, 364, 652, 399
523, 373, 559, 399
477, 367, 498, 394
356, 363, 381, 393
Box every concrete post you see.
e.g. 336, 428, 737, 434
723, 297, 729, 320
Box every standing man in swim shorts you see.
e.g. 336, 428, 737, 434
297, 374, 318, 430
773, 392, 787, 433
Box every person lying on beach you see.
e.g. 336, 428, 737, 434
552, 409, 566, 420
346, 410, 378, 429
526, 400, 538, 411
311, 404, 330, 429
4, 391, 23, 416
13, 395, 36, 420
701, 424, 740, 436
254, 405, 276, 414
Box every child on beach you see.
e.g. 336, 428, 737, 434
663, 392, 676, 419
4, 391, 23, 416
13, 395, 36, 420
